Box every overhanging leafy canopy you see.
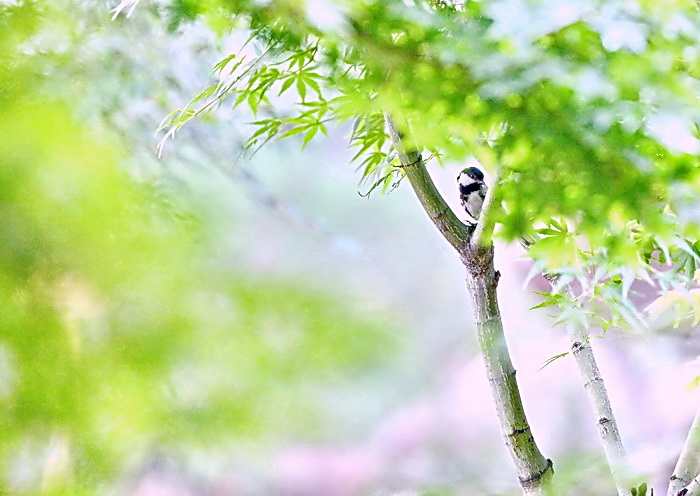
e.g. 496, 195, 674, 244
154, 0, 699, 269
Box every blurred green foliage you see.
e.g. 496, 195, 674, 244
0, 2, 393, 493
4, 0, 698, 493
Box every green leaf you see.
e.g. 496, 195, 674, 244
630, 482, 647, 496
528, 235, 579, 269
190, 84, 217, 104
358, 169, 395, 198
535, 228, 561, 236
247, 122, 274, 142
539, 352, 569, 370
529, 299, 560, 310
296, 77, 307, 101
532, 291, 556, 299
234, 90, 248, 108
278, 125, 307, 140
278, 76, 295, 95
212, 53, 236, 73
303, 74, 323, 98
247, 92, 259, 115
301, 125, 318, 148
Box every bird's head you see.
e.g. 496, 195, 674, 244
457, 166, 485, 186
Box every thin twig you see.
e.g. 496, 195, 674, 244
470, 164, 503, 249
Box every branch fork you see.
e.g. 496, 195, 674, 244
384, 113, 552, 494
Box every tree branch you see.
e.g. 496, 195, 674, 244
669, 408, 700, 496
463, 246, 553, 494
558, 280, 631, 496
470, 165, 502, 249
383, 114, 471, 255
677, 474, 700, 496
522, 236, 631, 495
385, 113, 553, 494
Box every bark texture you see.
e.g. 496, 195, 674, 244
676, 475, 700, 496
518, 232, 630, 495
464, 244, 553, 492
555, 281, 630, 496
669, 409, 700, 496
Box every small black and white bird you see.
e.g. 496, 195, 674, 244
457, 166, 487, 225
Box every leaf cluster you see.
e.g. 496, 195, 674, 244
156, 0, 698, 256
147, 0, 700, 339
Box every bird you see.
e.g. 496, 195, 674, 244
457, 166, 487, 225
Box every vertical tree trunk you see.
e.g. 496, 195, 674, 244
463, 244, 553, 494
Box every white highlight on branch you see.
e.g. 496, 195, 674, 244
111, 0, 141, 20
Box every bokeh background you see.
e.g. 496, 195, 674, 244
1, 1, 698, 495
